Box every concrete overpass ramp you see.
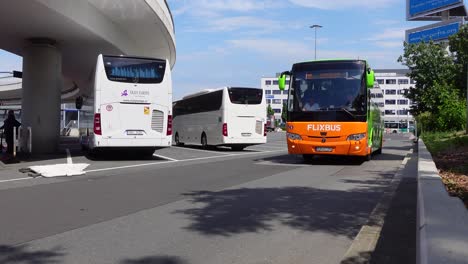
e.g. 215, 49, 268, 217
0, 0, 176, 153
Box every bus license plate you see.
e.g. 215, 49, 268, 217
127, 131, 144, 136
241, 133, 252, 137
316, 147, 333, 152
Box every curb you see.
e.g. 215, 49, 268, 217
340, 148, 412, 263
417, 139, 468, 264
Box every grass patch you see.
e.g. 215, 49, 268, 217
422, 131, 468, 207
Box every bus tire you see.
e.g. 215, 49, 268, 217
231, 146, 245, 151
175, 133, 183, 146
201, 133, 208, 149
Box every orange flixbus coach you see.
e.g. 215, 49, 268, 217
278, 59, 384, 161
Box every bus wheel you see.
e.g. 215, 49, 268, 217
231, 146, 245, 151
201, 133, 208, 149
175, 133, 183, 146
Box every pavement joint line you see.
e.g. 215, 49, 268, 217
84, 149, 286, 173
153, 154, 179, 161
340, 147, 413, 263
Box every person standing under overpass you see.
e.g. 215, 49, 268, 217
0, 110, 21, 155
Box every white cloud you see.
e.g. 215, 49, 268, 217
288, 0, 396, 10
368, 27, 406, 41
169, 0, 283, 16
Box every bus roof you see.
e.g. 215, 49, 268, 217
294, 58, 369, 65
179, 87, 262, 100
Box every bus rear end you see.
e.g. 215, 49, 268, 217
222, 87, 267, 150
89, 55, 172, 153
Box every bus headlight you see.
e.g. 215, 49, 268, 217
347, 133, 366, 141
287, 132, 302, 140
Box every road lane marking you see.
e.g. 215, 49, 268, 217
171, 146, 232, 155
153, 154, 179, 161
1, 149, 287, 184
85, 149, 285, 173
0, 177, 33, 183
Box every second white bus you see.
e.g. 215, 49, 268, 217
81, 54, 173, 155
172, 87, 267, 150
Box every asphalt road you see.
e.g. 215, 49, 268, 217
0, 132, 414, 264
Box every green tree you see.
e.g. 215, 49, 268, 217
281, 102, 287, 122
398, 41, 457, 116
266, 104, 274, 117
449, 24, 468, 133
449, 24, 468, 98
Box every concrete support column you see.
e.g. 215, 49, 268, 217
21, 39, 62, 154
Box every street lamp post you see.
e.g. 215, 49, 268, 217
310, 24, 322, 60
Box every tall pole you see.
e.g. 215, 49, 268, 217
310, 25, 322, 60
466, 64, 468, 134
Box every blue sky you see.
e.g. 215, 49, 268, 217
0, 0, 430, 100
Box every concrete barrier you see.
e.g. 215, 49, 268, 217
417, 140, 468, 264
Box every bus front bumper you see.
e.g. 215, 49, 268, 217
287, 138, 370, 156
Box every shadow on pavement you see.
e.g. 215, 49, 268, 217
254, 154, 365, 166
0, 244, 65, 264
120, 255, 188, 264
175, 185, 387, 239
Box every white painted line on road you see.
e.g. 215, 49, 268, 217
171, 146, 232, 155
248, 145, 286, 150
153, 154, 179, 161
85, 149, 285, 174
0, 177, 33, 183
66, 148, 73, 164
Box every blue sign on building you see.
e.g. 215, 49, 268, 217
408, 22, 460, 43
266, 95, 275, 99
409, 0, 462, 16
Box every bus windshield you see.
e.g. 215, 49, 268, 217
228, 88, 263, 105
288, 61, 367, 122
103, 56, 166, 84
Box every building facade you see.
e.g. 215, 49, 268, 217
261, 69, 415, 132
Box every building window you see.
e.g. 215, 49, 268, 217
398, 99, 408, 105
272, 90, 281, 95
272, 99, 282, 104
282, 99, 288, 105
267, 99, 271, 104
386, 79, 397, 84
273, 109, 281, 113
378, 102, 385, 107
265, 90, 271, 95
371, 93, 376, 98
265, 80, 272, 85
410, 79, 416, 84
377, 79, 384, 84
385, 99, 396, 105
273, 80, 279, 85
385, 109, 396, 115
397, 109, 409, 115
398, 79, 409, 84
282, 90, 288, 94
286, 80, 290, 85
397, 89, 408, 95
385, 89, 396, 95
376, 93, 384, 98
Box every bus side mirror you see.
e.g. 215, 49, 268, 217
75, 96, 83, 110
366, 69, 375, 88
278, 71, 290, 91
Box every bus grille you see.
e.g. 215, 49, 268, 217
151, 110, 164, 133
256, 120, 262, 134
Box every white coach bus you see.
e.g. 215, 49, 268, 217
81, 54, 173, 155
172, 87, 267, 151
